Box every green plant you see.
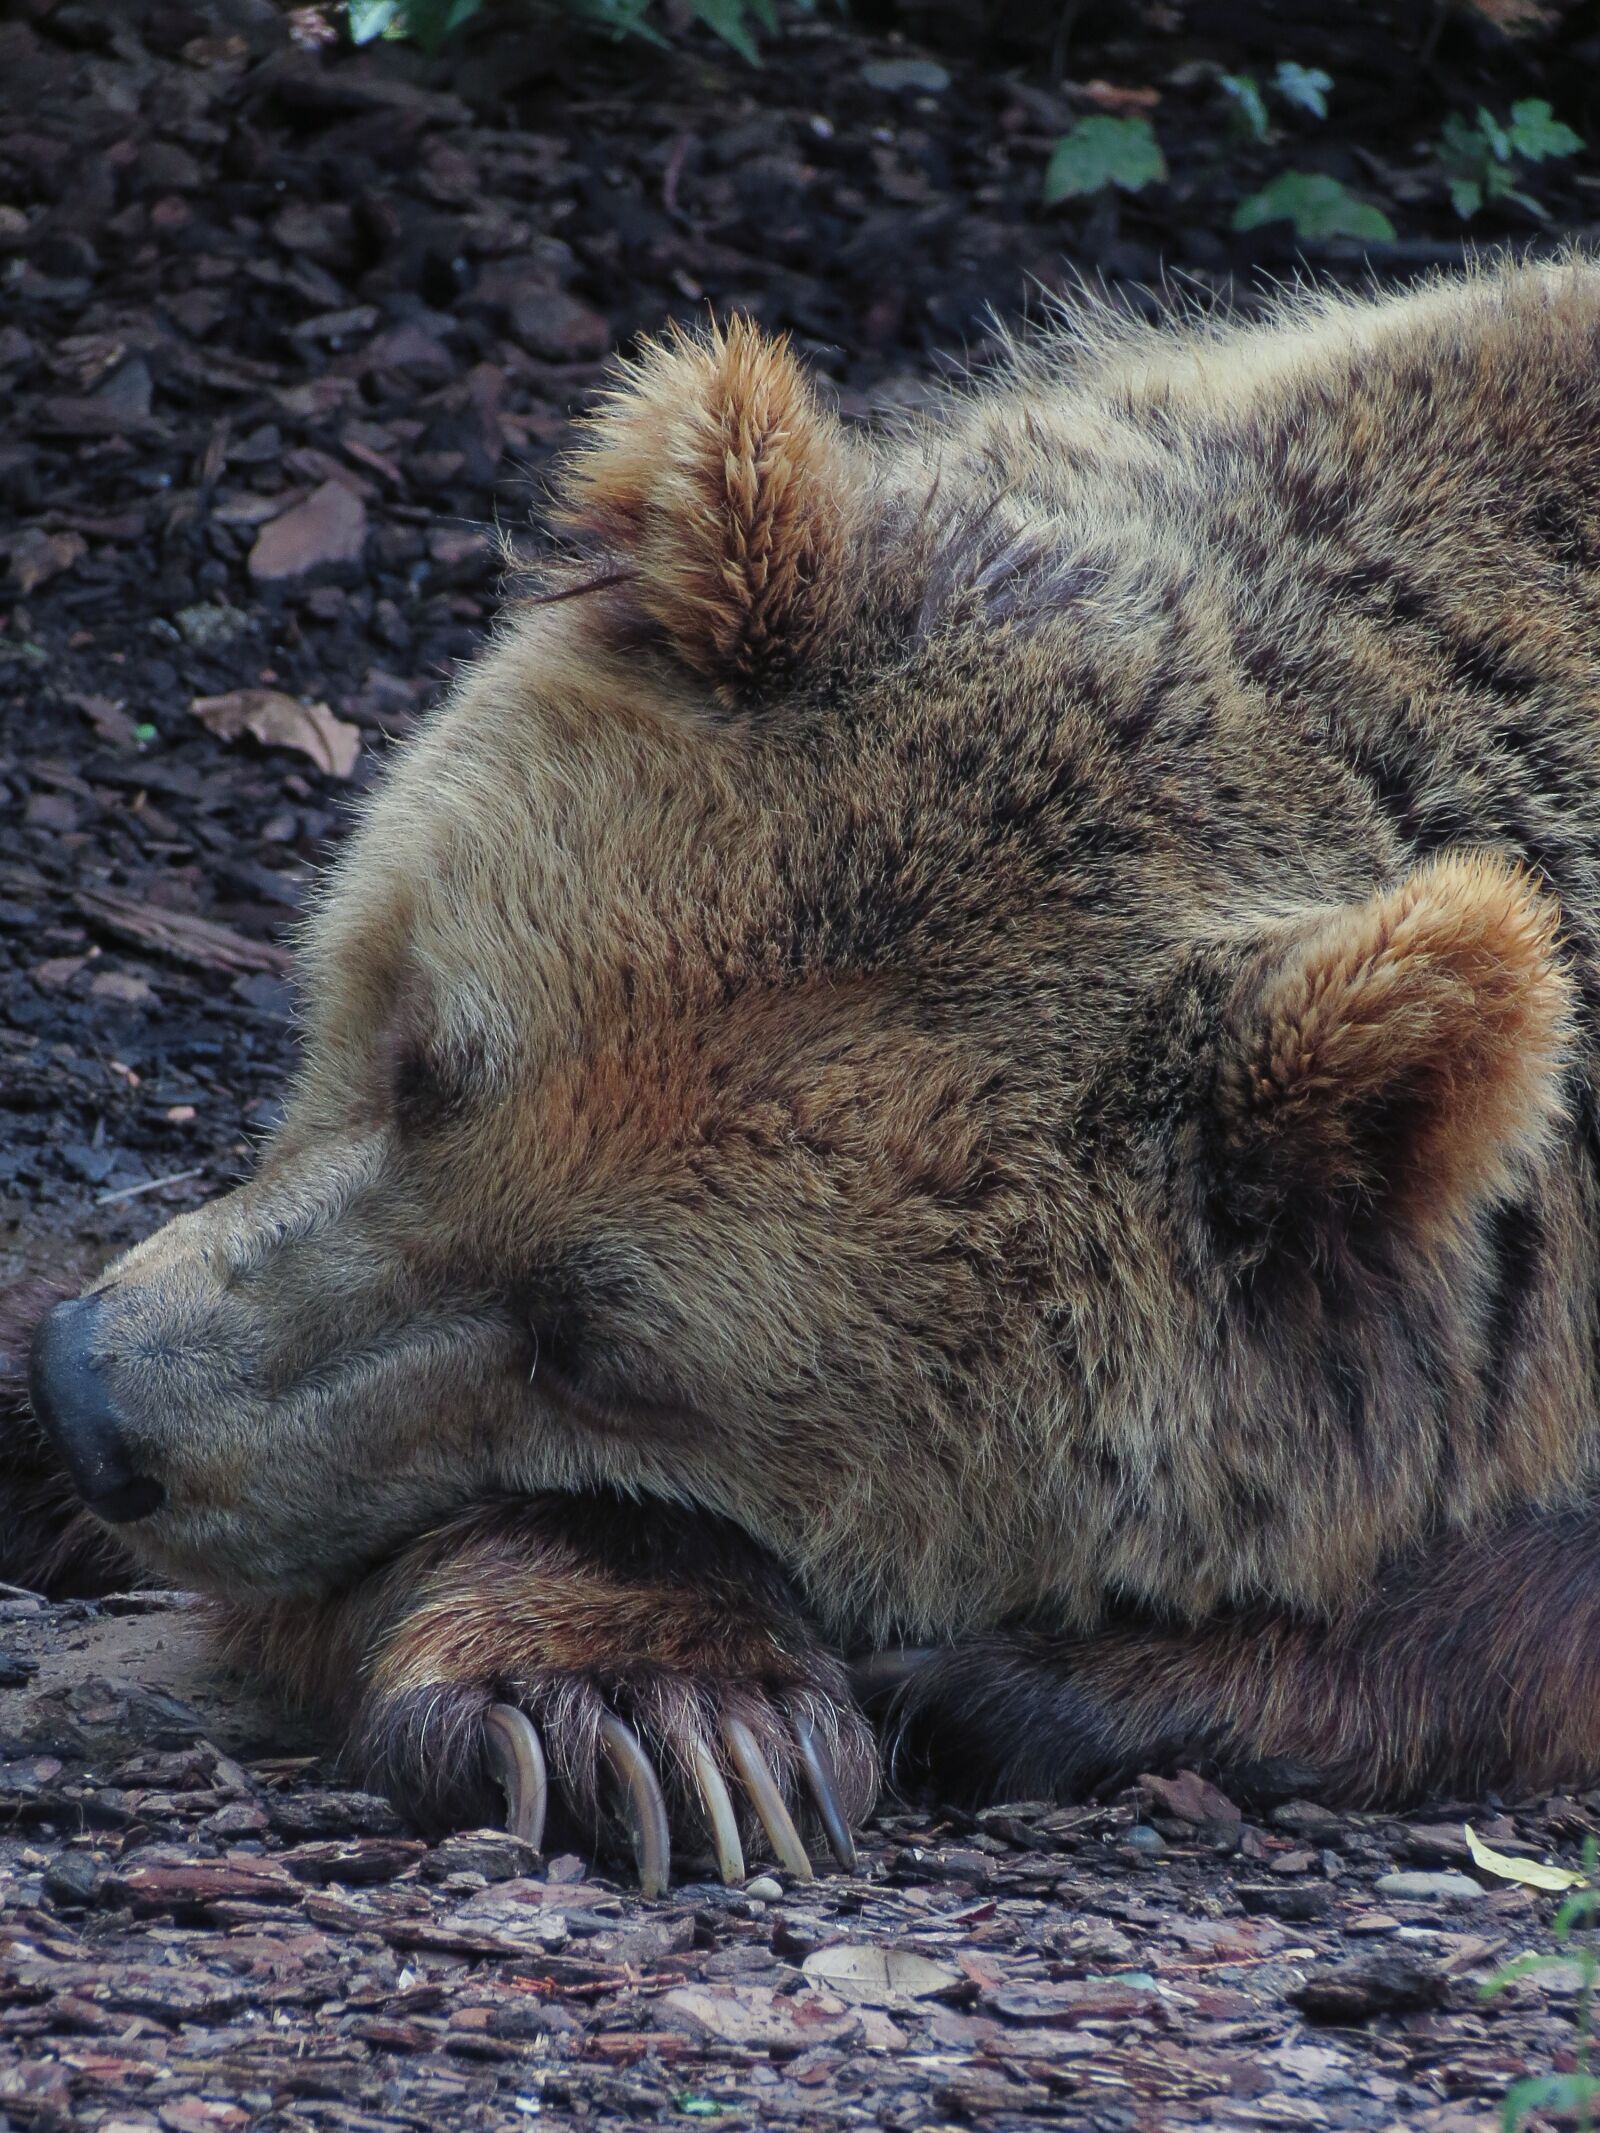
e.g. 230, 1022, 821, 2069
1482, 1836, 1600, 2133
1219, 72, 1270, 143
1273, 62, 1332, 121
1042, 115, 1166, 205
347, 0, 784, 61
348, 0, 481, 46
1437, 99, 1583, 219
1219, 61, 1334, 142
1232, 171, 1394, 243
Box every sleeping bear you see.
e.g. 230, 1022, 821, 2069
23, 258, 1600, 1889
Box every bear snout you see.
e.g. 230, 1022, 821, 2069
28, 1294, 166, 1524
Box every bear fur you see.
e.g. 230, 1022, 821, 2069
23, 258, 1600, 1866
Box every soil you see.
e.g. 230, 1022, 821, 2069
5, 0, 1600, 2125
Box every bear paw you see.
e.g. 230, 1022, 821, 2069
336, 1494, 877, 1894
362, 1664, 875, 1895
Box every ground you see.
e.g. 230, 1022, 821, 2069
5, 1, 1600, 2125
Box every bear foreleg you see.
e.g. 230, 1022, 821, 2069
222, 1492, 878, 1892
863, 1500, 1600, 1809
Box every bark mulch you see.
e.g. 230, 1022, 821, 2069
5, 1, 1600, 2125
1, 1593, 1595, 2133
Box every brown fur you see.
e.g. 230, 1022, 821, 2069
555, 318, 864, 696
32, 257, 1600, 1837
222, 1494, 876, 1852
874, 1497, 1600, 1805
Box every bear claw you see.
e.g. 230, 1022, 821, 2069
485, 1702, 550, 1850
597, 1709, 673, 1897
483, 1695, 856, 1893
794, 1711, 858, 1874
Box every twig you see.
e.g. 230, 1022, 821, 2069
96, 1166, 205, 1206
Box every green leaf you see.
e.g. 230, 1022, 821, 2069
691, 0, 762, 61
1273, 63, 1333, 120
1502, 2073, 1600, 2133
1220, 73, 1270, 143
1231, 171, 1395, 242
347, 0, 402, 40
1477, 106, 1513, 162
1448, 175, 1483, 218
1042, 116, 1166, 203
134, 722, 157, 743
1509, 98, 1584, 162
347, 0, 480, 47
560, 0, 665, 41
1438, 112, 1481, 160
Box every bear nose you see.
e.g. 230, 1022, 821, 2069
28, 1295, 165, 1524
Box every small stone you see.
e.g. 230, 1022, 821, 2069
861, 56, 951, 93
745, 1874, 784, 1901
1121, 1824, 1167, 1855
1139, 1768, 1241, 1845
1271, 1799, 1345, 1843
1270, 1848, 1318, 1875
90, 971, 157, 1007
43, 1851, 102, 1909
1373, 1869, 1486, 1904
175, 603, 253, 652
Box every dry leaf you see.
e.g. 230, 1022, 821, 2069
7, 527, 86, 594
801, 1943, 961, 2007
1464, 1824, 1586, 1891
247, 478, 367, 580
1081, 79, 1162, 113
663, 1980, 906, 2050
190, 689, 360, 778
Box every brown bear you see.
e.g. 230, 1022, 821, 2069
23, 257, 1600, 1891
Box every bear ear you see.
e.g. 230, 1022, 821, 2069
552, 318, 866, 696
1210, 855, 1572, 1252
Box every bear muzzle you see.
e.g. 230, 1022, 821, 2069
29, 1293, 166, 1524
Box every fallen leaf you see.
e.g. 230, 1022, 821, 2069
1464, 1825, 1586, 1891
190, 689, 360, 777
1080, 78, 1162, 112
6, 527, 86, 594
247, 478, 367, 580
663, 1982, 904, 2051
802, 1944, 961, 2007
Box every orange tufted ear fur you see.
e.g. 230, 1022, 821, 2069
1215, 855, 1573, 1249
555, 318, 866, 696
